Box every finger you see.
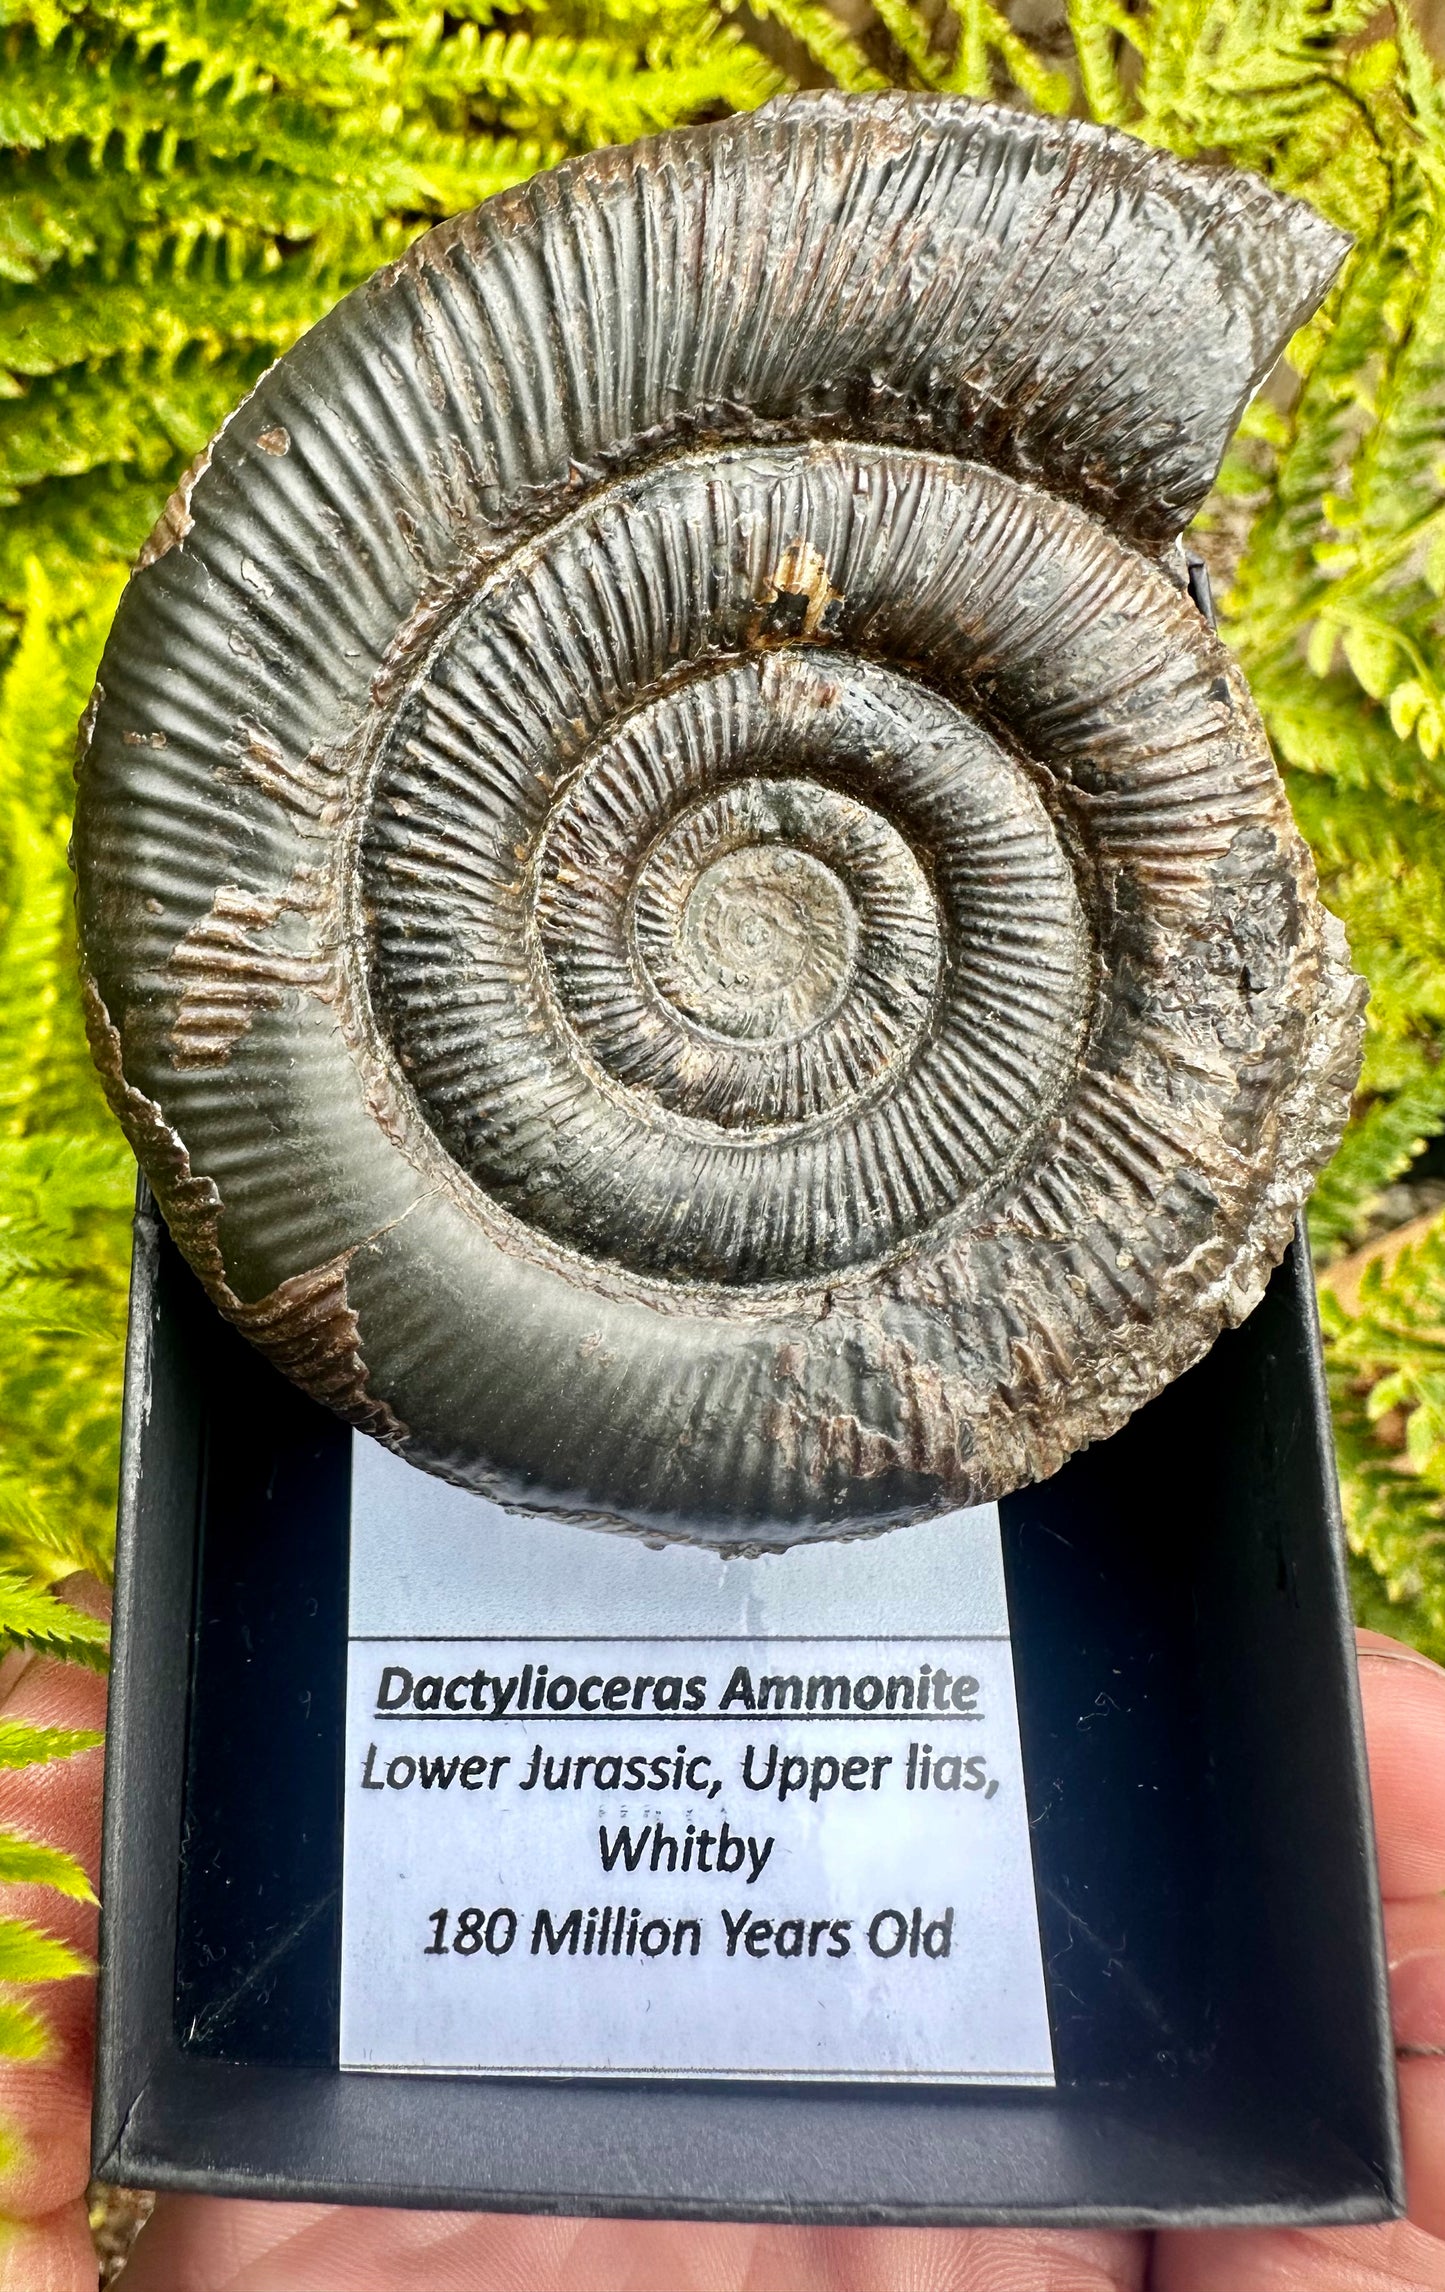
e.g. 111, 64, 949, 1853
1153, 1636, 1445, 2285
1389, 1897, 1445, 2056
0, 1972, 95, 2223
122, 2202, 1148, 2292
1357, 1642, 1445, 1901
1153, 2217, 1445, 2289
0, 1578, 108, 1880
0, 1579, 108, 2222
0, 2200, 101, 2292
756, 2225, 1146, 2291
1402, 2056, 1445, 2245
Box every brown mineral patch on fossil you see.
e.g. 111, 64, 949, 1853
257, 426, 290, 456
763, 539, 840, 638
134, 441, 216, 569
371, 575, 472, 709
83, 973, 230, 1294
167, 870, 334, 1069
766, 1329, 977, 1492
227, 1254, 409, 1444
74, 683, 103, 777
84, 972, 406, 1445
220, 719, 344, 830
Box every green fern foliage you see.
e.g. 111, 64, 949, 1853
0, 1814, 96, 2061
0, 562, 119, 2074
1322, 1219, 1445, 1656
1102, 0, 1445, 1658
0, 564, 132, 1610
0, 0, 783, 624
0, 1715, 102, 1768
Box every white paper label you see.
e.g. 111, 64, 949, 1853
340, 1439, 1054, 2085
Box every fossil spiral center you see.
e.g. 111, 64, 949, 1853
669, 847, 856, 1040
362, 452, 1097, 1285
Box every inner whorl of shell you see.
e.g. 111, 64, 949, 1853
363, 484, 1090, 1285
72, 94, 1365, 1545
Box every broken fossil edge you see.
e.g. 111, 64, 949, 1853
72, 93, 1365, 1549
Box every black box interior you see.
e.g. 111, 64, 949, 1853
91, 1196, 1403, 2225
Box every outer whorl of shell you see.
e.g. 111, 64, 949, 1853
73, 93, 1365, 1547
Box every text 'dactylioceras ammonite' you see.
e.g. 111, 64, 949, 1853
73, 93, 1365, 1546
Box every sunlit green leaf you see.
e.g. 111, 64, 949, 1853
0, 1830, 95, 1902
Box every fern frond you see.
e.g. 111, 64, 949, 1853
0, 564, 132, 1620
1257, 665, 1445, 804
726, 0, 882, 89
0, 1830, 95, 1901
0, 468, 166, 619
397, 23, 779, 136
0, 1912, 90, 1982
1319, 1209, 1445, 1661
0, 1576, 109, 1667
0, 1718, 102, 1770
1331, 1363, 1445, 1658
0, 0, 392, 108
1309, 1070, 1445, 1258
0, 250, 380, 378
0, 1998, 53, 2057
0, 352, 266, 497
1065, 0, 1136, 126
1227, 208, 1428, 674
941, 0, 1070, 108
870, 0, 948, 87
0, 140, 559, 287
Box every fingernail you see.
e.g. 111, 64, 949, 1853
1359, 1643, 1445, 1687
1391, 1949, 1445, 2053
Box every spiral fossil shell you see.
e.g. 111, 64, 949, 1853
74, 93, 1365, 1546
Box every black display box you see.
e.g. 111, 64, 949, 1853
91, 1188, 1404, 2226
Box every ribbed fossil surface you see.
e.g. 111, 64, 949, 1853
73, 93, 1365, 1546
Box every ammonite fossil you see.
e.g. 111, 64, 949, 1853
73, 93, 1365, 1547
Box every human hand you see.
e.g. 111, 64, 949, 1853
4, 1604, 1442, 2292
